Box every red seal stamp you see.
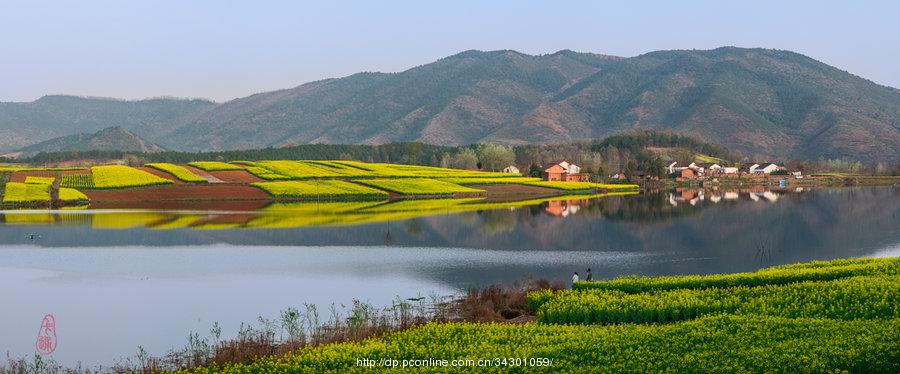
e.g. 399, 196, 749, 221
35, 314, 57, 355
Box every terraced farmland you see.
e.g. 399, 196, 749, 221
354, 178, 485, 196
187, 161, 243, 171
90, 165, 174, 189
2, 182, 51, 204
146, 163, 208, 183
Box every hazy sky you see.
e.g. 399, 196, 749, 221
2, 0, 898, 102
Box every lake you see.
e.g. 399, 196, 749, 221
1, 186, 898, 366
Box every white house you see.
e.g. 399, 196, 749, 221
502, 165, 520, 174
751, 163, 782, 174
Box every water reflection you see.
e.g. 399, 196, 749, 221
0, 186, 898, 366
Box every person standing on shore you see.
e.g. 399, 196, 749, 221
572, 272, 580, 285
586, 268, 593, 282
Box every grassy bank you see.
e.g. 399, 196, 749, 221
160, 257, 900, 373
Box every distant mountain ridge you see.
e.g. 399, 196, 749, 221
1, 47, 898, 162
14, 126, 165, 157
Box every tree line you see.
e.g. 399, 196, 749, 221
15, 130, 899, 179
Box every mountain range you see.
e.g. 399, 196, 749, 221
14, 126, 164, 158
1, 47, 898, 162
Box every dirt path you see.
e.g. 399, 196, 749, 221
182, 165, 226, 183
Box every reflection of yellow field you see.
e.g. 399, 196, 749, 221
0, 192, 637, 229
3, 212, 55, 224
91, 212, 169, 229
149, 214, 206, 230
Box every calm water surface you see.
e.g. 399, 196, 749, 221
1, 186, 898, 366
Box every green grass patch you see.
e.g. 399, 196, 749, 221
187, 161, 243, 171
251, 180, 389, 199
354, 178, 484, 196
90, 165, 174, 189
146, 163, 208, 183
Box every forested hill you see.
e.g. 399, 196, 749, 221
2, 47, 899, 163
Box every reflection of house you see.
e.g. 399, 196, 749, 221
545, 199, 587, 217
502, 165, 520, 174
543, 161, 589, 182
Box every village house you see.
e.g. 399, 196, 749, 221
502, 165, 520, 174
752, 163, 783, 174
543, 161, 590, 182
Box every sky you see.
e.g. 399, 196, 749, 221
2, 0, 898, 102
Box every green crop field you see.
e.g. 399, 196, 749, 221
187, 161, 243, 171
60, 174, 94, 189
2, 182, 50, 204
354, 178, 484, 195
90, 165, 174, 189
185, 257, 900, 373
251, 180, 389, 199
146, 163, 208, 183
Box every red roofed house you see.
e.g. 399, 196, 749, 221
543, 161, 590, 182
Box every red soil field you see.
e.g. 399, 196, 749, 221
205, 169, 264, 183
83, 184, 271, 202
9, 170, 89, 183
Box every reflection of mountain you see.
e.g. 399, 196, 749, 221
1, 188, 897, 280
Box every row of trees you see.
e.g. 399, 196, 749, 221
18, 131, 898, 179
